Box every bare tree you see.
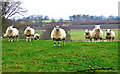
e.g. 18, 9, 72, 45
1, 0, 27, 34
1, 0, 27, 19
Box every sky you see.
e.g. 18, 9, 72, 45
14, 0, 119, 19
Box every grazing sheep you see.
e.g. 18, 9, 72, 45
105, 29, 115, 41
34, 33, 40, 40
2, 34, 7, 38
51, 26, 66, 47
92, 25, 103, 42
84, 29, 92, 42
5, 25, 19, 42
24, 26, 35, 41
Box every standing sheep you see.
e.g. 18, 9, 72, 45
84, 29, 92, 42
51, 26, 66, 47
92, 25, 103, 42
24, 26, 35, 41
34, 33, 40, 40
105, 29, 115, 41
5, 25, 19, 42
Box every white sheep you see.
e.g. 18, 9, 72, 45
24, 26, 35, 41
105, 29, 115, 41
5, 25, 19, 42
51, 26, 66, 47
34, 33, 40, 40
2, 34, 7, 38
92, 25, 103, 42
84, 29, 92, 42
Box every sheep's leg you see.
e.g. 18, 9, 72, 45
112, 38, 114, 41
107, 39, 108, 42
29, 36, 31, 41
90, 38, 92, 42
26, 36, 28, 41
100, 38, 102, 42
11, 36, 13, 42
109, 39, 111, 42
94, 37, 96, 42
8, 37, 10, 42
54, 40, 56, 47
85, 38, 87, 42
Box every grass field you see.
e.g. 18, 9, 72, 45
2, 39, 118, 72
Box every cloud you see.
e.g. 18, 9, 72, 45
18, 0, 119, 19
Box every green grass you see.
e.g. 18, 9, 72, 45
2, 39, 118, 72
69, 30, 118, 40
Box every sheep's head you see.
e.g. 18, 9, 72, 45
95, 25, 101, 31
8, 25, 13, 32
26, 26, 31, 32
106, 29, 111, 35
54, 26, 61, 32
85, 29, 89, 34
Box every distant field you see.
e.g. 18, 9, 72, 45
2, 39, 118, 72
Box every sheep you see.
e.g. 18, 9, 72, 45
2, 34, 7, 38
24, 26, 35, 41
105, 29, 115, 41
84, 29, 92, 42
92, 25, 103, 42
5, 25, 19, 42
34, 33, 40, 40
51, 26, 66, 47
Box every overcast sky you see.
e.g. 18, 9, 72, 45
16, 0, 119, 19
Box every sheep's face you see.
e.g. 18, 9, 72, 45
26, 26, 31, 32
106, 29, 111, 35
95, 25, 101, 31
54, 26, 61, 32
85, 29, 89, 34
8, 26, 13, 32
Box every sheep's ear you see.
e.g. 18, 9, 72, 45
54, 25, 56, 27
110, 29, 111, 31
106, 29, 107, 31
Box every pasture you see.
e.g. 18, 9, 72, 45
2, 29, 119, 72
2, 39, 118, 72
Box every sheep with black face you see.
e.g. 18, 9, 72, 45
51, 26, 66, 47
24, 26, 35, 41
84, 29, 92, 42
105, 29, 115, 41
